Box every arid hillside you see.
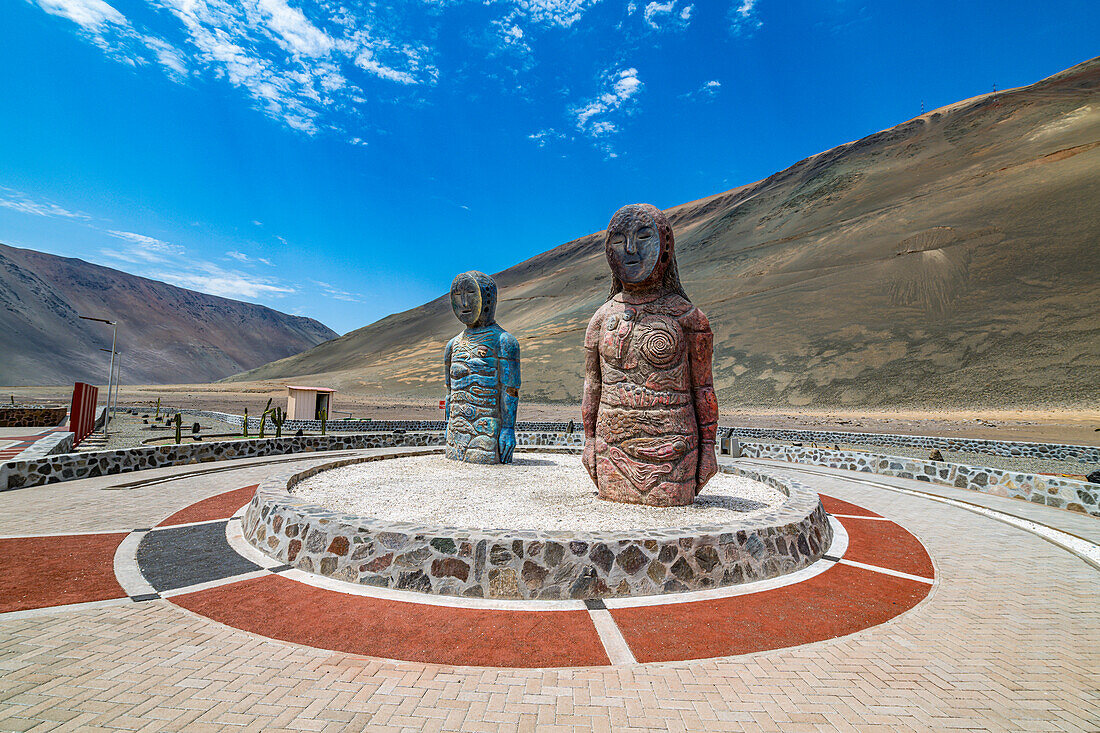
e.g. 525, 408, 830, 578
0, 244, 337, 385
230, 58, 1100, 409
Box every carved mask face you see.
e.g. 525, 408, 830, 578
450, 271, 496, 326
451, 275, 481, 325
606, 207, 664, 285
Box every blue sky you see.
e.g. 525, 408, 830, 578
1, 0, 1097, 334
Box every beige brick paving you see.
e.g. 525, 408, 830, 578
1, 459, 1098, 731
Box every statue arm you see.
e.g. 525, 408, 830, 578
499, 333, 520, 430
443, 337, 454, 422
684, 308, 719, 489
498, 332, 520, 463
581, 313, 603, 483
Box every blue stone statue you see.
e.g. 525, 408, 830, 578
444, 271, 520, 464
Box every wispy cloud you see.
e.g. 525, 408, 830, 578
227, 250, 274, 266
0, 187, 91, 220
159, 264, 294, 299
643, 1, 693, 31
103, 230, 186, 263
730, 0, 762, 36
97, 229, 294, 300
573, 67, 644, 138
29, 0, 438, 137
680, 78, 721, 101
310, 279, 364, 302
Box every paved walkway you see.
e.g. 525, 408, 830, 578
1, 451, 1097, 731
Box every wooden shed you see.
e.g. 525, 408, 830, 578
286, 386, 335, 421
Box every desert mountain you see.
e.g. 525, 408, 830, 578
230, 58, 1100, 408
0, 243, 336, 386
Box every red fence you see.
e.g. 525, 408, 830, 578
68, 382, 99, 447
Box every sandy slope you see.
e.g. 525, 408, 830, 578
226, 58, 1100, 410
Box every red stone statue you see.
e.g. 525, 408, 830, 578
581, 203, 719, 506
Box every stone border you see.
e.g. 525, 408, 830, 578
0, 408, 67, 428
142, 408, 1099, 462
241, 452, 832, 600
191, 410, 574, 435
724, 426, 1099, 464
742, 443, 1100, 517
0, 431, 582, 491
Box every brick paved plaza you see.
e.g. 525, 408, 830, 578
1, 451, 1097, 732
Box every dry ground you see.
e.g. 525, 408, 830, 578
5, 382, 1099, 446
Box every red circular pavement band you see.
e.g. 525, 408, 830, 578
0, 486, 934, 668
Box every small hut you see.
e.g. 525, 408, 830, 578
286, 386, 335, 421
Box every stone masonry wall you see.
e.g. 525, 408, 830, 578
724, 426, 1099, 464
243, 457, 832, 600
742, 443, 1100, 517
0, 408, 68, 428
0, 431, 583, 491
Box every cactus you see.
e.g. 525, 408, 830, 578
174, 413, 182, 444
242, 408, 249, 437
320, 409, 327, 435
272, 407, 285, 438
257, 398, 273, 438
154, 398, 161, 419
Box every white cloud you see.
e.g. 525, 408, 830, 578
680, 78, 720, 101
730, 0, 762, 35
103, 230, 186, 262
642, 1, 691, 30
30, 0, 437, 136
98, 229, 294, 299
33, 0, 126, 30
0, 188, 91, 220
227, 250, 274, 266
159, 266, 294, 299
573, 67, 643, 135
310, 279, 363, 302
512, 0, 602, 28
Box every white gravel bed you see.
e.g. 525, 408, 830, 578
290, 452, 787, 532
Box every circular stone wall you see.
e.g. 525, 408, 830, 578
242, 449, 833, 600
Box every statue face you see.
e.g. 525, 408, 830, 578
451, 274, 482, 325
606, 209, 662, 284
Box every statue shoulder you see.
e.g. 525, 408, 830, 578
498, 329, 520, 359
444, 334, 459, 356
585, 301, 612, 348
678, 303, 712, 333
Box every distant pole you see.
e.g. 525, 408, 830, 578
99, 349, 122, 421
80, 315, 117, 436
920, 99, 924, 115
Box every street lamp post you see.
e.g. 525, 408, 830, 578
79, 315, 117, 436
98, 348, 121, 422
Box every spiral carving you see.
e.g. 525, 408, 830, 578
636, 318, 681, 368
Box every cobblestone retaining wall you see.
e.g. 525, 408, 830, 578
724, 427, 1099, 464
742, 443, 1100, 517
243, 456, 832, 600
192, 411, 577, 435
0, 408, 67, 428
0, 431, 581, 491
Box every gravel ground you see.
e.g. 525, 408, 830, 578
291, 452, 787, 532
760, 440, 1097, 478
86, 410, 248, 451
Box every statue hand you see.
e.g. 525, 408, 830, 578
582, 438, 597, 485
498, 428, 516, 464
696, 444, 718, 493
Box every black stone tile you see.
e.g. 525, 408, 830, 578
130, 593, 161, 602
584, 598, 606, 610
268, 564, 292, 573
137, 520, 260, 592
821, 554, 841, 563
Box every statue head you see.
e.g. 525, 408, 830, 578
605, 203, 689, 301
450, 271, 497, 327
